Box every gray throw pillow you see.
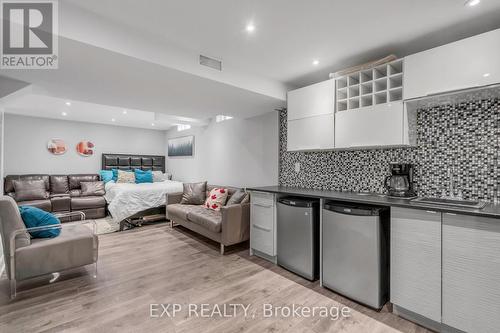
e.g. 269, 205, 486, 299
13, 180, 47, 201
181, 181, 207, 205
80, 181, 105, 196
226, 189, 247, 205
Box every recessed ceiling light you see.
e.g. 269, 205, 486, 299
246, 23, 255, 33
61, 112, 67, 116
215, 115, 234, 123
312, 59, 319, 66
465, 0, 480, 7
483, 73, 491, 77
65, 101, 71, 106
111, 118, 116, 122
122, 110, 127, 114
151, 123, 155, 126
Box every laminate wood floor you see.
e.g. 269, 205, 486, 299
0, 224, 432, 333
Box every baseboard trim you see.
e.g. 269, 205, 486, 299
251, 248, 277, 264
393, 304, 442, 332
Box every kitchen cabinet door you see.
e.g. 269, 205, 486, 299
404, 28, 500, 100
287, 79, 334, 121
390, 208, 441, 322
335, 101, 404, 148
287, 113, 335, 151
442, 213, 500, 333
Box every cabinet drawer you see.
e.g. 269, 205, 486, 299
250, 191, 275, 257
251, 202, 274, 230
251, 223, 274, 256
250, 191, 275, 207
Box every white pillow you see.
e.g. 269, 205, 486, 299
152, 171, 172, 182
152, 171, 164, 182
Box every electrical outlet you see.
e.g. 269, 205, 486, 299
294, 162, 300, 173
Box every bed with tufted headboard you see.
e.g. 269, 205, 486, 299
101, 153, 182, 227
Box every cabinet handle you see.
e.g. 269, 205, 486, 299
425, 210, 437, 214
252, 224, 272, 232
253, 203, 273, 208
445, 212, 457, 216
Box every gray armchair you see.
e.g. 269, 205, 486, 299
0, 196, 98, 299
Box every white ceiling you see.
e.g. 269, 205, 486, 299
2, 0, 500, 129
0, 89, 205, 130
0, 37, 284, 122
65, 0, 500, 87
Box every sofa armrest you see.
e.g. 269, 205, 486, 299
166, 192, 183, 205
9, 219, 97, 280
220, 203, 250, 246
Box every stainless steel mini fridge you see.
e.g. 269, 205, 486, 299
277, 197, 319, 281
322, 202, 389, 309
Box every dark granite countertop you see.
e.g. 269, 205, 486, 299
247, 186, 500, 219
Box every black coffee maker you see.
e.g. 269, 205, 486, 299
384, 163, 416, 198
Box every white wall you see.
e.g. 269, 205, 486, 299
165, 111, 279, 188
4, 114, 166, 175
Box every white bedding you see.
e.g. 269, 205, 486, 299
105, 180, 183, 222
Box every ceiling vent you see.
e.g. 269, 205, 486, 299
199, 55, 222, 71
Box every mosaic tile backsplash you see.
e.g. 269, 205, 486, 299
279, 98, 500, 202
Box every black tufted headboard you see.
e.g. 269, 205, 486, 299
101, 153, 165, 172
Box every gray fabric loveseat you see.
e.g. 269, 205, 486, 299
166, 185, 250, 254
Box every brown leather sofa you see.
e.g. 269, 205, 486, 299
166, 185, 250, 254
4, 174, 106, 221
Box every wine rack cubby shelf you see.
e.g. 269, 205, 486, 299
336, 59, 404, 112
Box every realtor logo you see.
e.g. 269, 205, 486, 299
1, 0, 58, 69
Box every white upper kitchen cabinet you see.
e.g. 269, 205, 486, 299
287, 79, 335, 151
287, 113, 335, 151
404, 28, 500, 100
287, 79, 334, 121
335, 101, 405, 148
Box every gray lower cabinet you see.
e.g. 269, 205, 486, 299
390, 207, 442, 323
442, 213, 500, 333
392, 208, 500, 332
249, 191, 276, 261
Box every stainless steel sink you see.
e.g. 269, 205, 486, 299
356, 192, 387, 198
411, 197, 487, 209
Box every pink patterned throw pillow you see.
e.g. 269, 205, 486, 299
204, 188, 229, 211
